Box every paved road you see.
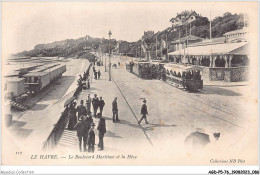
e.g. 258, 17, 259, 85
57, 56, 252, 154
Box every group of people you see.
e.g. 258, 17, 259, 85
93, 66, 101, 80
67, 99, 106, 152
165, 69, 202, 80
87, 93, 105, 118
67, 60, 151, 153
77, 65, 92, 92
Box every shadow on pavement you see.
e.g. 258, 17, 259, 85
105, 131, 122, 138
200, 86, 242, 96
31, 104, 48, 111
40, 76, 76, 102
9, 120, 33, 138
11, 120, 27, 128
103, 117, 141, 130
143, 123, 177, 131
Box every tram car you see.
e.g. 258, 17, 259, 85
125, 60, 133, 72
163, 64, 203, 92
23, 64, 66, 93
150, 61, 165, 79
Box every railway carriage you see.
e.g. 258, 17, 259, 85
23, 64, 66, 93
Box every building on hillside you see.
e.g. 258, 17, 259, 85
171, 35, 203, 51
170, 10, 203, 28
142, 31, 154, 40
224, 27, 248, 43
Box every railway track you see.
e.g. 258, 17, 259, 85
112, 78, 154, 147
114, 68, 244, 131
163, 80, 247, 121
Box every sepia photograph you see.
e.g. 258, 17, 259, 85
1, 1, 259, 172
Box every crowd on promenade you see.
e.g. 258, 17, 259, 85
65, 59, 150, 153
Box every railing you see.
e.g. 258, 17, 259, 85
43, 61, 92, 150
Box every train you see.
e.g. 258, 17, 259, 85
5, 63, 66, 100
126, 60, 203, 92
23, 64, 66, 93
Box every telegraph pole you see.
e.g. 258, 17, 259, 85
166, 33, 168, 61
156, 35, 158, 59
108, 30, 112, 81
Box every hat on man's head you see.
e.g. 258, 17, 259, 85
143, 99, 147, 103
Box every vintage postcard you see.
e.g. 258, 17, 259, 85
1, 1, 259, 168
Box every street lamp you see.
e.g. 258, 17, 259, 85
108, 30, 112, 81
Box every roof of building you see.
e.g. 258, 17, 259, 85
229, 43, 250, 55
23, 71, 49, 77
6, 77, 25, 83
223, 27, 248, 36
170, 10, 200, 22
3, 70, 20, 77
169, 42, 248, 56
171, 35, 203, 44
188, 37, 226, 46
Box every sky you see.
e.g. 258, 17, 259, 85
2, 1, 253, 57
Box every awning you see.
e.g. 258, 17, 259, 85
169, 42, 248, 56
229, 43, 249, 55
164, 64, 203, 72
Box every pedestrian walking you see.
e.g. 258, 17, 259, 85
98, 70, 101, 79
138, 99, 149, 124
87, 123, 96, 153
92, 94, 99, 118
77, 79, 83, 92
94, 71, 98, 80
97, 117, 106, 151
86, 94, 92, 115
93, 66, 96, 74
74, 115, 87, 152
76, 100, 87, 120
112, 97, 120, 123
87, 79, 90, 89
98, 97, 105, 117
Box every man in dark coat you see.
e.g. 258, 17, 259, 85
138, 99, 149, 124
76, 100, 87, 120
98, 97, 105, 117
98, 70, 101, 79
87, 123, 96, 153
97, 117, 106, 151
74, 115, 87, 152
112, 97, 120, 123
86, 94, 92, 115
83, 114, 93, 151
94, 71, 98, 80
92, 94, 99, 118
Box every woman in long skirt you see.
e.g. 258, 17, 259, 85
68, 102, 77, 130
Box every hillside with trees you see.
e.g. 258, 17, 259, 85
14, 12, 247, 58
